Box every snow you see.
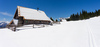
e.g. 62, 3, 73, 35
0, 21, 9, 24
13, 19, 18, 26
19, 7, 51, 21
0, 22, 8, 28
0, 23, 3, 25
0, 16, 100, 47
62, 19, 66, 22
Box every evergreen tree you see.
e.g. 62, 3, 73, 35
95, 10, 98, 16
70, 14, 73, 20
86, 12, 90, 19
88, 12, 92, 18
98, 9, 100, 15
56, 19, 58, 22
74, 13, 79, 20
82, 10, 85, 19
91, 12, 94, 17
79, 12, 83, 20
70, 14, 75, 21
69, 9, 100, 21
76, 12, 79, 20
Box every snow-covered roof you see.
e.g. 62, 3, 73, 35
18, 6, 51, 21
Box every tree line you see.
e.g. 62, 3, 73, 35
50, 9, 100, 22
69, 9, 100, 21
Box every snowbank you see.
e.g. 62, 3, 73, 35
0, 16, 100, 47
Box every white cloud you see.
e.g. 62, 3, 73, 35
0, 12, 13, 16
3, 18, 6, 20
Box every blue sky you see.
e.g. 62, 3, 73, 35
0, 0, 100, 22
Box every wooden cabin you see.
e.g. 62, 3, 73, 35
9, 6, 52, 26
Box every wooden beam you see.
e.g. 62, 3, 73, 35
9, 20, 13, 25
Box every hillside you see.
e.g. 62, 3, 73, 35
0, 16, 100, 47
0, 22, 8, 28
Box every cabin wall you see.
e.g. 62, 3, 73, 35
17, 17, 51, 26
24, 20, 51, 25
18, 17, 24, 26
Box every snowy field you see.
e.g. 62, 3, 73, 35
0, 16, 100, 47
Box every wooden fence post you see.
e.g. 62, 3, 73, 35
33, 24, 34, 28
33, 20, 34, 28
14, 26, 16, 32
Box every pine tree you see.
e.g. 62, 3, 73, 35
98, 9, 100, 16
69, 9, 100, 21
82, 10, 88, 19
91, 12, 94, 17
79, 12, 83, 20
76, 12, 79, 20
56, 19, 58, 22
70, 14, 73, 20
88, 12, 92, 18
82, 10, 85, 19
95, 10, 98, 16
86, 12, 90, 19
70, 14, 75, 21
70, 15, 73, 20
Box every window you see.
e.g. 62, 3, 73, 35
26, 21, 28, 23
40, 21, 41, 23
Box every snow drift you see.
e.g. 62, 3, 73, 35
0, 16, 100, 47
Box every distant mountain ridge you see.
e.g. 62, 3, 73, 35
0, 22, 9, 28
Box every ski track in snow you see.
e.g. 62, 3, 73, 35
86, 21, 97, 47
